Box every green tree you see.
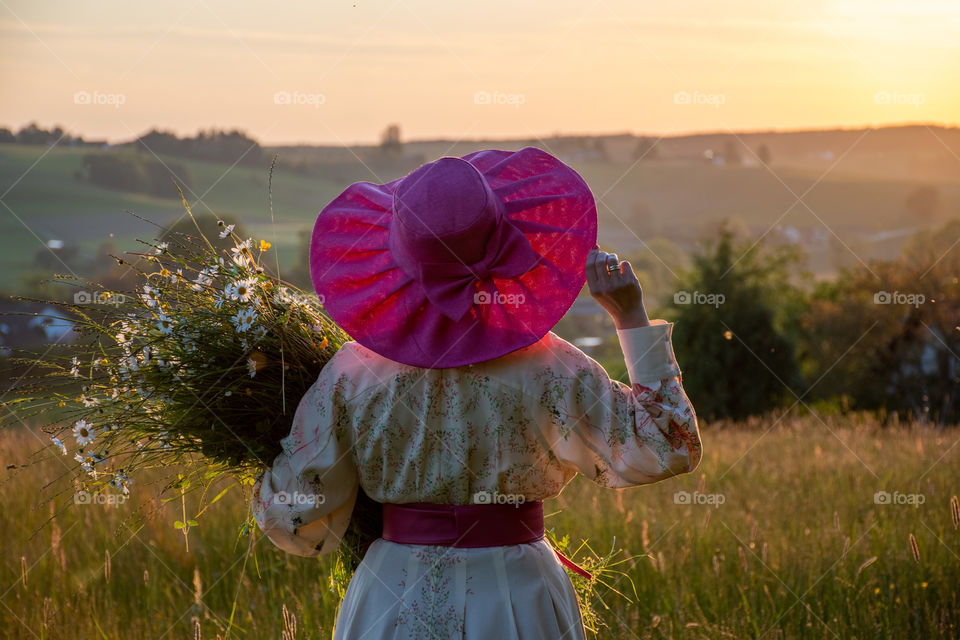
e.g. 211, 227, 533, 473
802, 219, 960, 424
380, 124, 402, 154
722, 138, 742, 165
668, 221, 805, 420
757, 143, 772, 166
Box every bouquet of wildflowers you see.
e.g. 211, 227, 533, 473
2, 194, 384, 573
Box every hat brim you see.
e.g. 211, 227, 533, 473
309, 146, 598, 368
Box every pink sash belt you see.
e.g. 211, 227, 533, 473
380, 501, 592, 579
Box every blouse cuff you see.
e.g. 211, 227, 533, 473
616, 319, 681, 384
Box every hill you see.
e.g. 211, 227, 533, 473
1, 124, 958, 291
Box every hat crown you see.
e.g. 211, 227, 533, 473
390, 157, 500, 267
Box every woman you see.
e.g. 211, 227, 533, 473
253, 147, 702, 639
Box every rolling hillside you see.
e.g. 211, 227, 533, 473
1, 124, 958, 291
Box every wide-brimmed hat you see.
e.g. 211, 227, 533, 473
309, 146, 597, 368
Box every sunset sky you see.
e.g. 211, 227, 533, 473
1, 0, 958, 145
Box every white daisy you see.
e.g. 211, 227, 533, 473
230, 239, 253, 266
74, 452, 93, 473
246, 357, 258, 378
154, 242, 169, 255
226, 278, 257, 303
115, 324, 133, 347
51, 436, 67, 455
74, 452, 103, 478
118, 354, 138, 378
79, 395, 100, 407
156, 314, 174, 335
218, 223, 235, 239
140, 285, 160, 308
213, 292, 226, 310
191, 267, 214, 291
232, 308, 257, 332
73, 419, 95, 447
111, 471, 131, 495
70, 356, 80, 378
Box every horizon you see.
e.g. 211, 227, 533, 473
3, 0, 959, 146
4, 119, 956, 149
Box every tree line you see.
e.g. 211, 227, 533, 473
669, 219, 959, 426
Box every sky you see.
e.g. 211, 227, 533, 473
1, 0, 958, 145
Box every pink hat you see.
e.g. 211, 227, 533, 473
309, 146, 597, 368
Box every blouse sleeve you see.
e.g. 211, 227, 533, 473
252, 365, 359, 557
543, 320, 702, 488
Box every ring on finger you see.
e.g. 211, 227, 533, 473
605, 254, 620, 274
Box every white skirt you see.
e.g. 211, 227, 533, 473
333, 538, 587, 640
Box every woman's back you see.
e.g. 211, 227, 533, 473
318, 329, 698, 506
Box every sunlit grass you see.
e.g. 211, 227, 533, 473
1, 414, 958, 639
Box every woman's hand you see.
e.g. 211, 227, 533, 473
585, 246, 650, 330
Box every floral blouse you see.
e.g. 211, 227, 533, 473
253, 320, 701, 557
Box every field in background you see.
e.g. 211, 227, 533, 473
0, 144, 347, 288
2, 125, 960, 291
2, 416, 958, 639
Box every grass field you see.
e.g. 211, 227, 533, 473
2, 415, 957, 639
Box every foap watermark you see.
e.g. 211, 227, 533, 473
273, 90, 326, 108
874, 490, 925, 506
74, 490, 127, 505
73, 90, 126, 108
474, 90, 526, 108
674, 290, 725, 308
674, 490, 725, 508
472, 490, 526, 506
874, 291, 925, 308
74, 291, 126, 306
274, 490, 325, 506
874, 91, 925, 108
474, 290, 525, 308
674, 90, 725, 109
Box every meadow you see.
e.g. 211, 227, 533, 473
2, 414, 957, 639
4, 132, 959, 292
